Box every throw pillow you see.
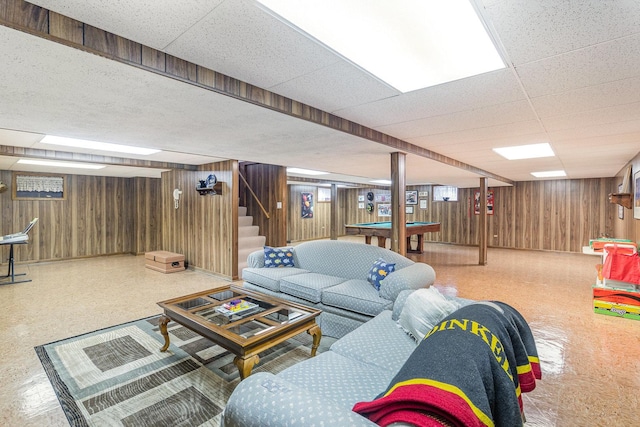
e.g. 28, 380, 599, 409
367, 258, 396, 291
398, 287, 461, 342
263, 246, 296, 268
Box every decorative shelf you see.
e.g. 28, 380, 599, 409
196, 182, 223, 196
608, 192, 632, 209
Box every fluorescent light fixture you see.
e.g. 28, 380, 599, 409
493, 143, 555, 160
40, 135, 160, 156
257, 0, 504, 92
371, 179, 392, 185
531, 170, 566, 178
17, 159, 106, 170
286, 168, 329, 175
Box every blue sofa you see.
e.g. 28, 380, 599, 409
222, 290, 472, 427
241, 240, 437, 338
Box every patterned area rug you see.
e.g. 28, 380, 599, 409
35, 316, 320, 426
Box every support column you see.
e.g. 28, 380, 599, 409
390, 152, 406, 255
479, 177, 488, 265
330, 183, 338, 240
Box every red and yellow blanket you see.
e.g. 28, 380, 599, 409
353, 301, 541, 427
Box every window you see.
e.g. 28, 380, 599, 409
432, 185, 458, 202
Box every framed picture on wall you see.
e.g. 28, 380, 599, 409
377, 203, 391, 217
301, 192, 314, 218
405, 206, 414, 214
474, 190, 494, 215
419, 199, 428, 209
12, 172, 66, 200
405, 190, 418, 205
318, 187, 331, 202
634, 171, 640, 219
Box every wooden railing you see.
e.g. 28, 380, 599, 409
239, 172, 270, 219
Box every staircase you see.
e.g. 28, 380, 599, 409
238, 206, 266, 278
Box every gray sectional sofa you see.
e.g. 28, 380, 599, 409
222, 291, 472, 427
241, 240, 437, 338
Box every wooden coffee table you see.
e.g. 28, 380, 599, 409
157, 285, 322, 379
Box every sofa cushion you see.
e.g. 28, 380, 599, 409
292, 240, 414, 280
279, 351, 394, 410
367, 258, 396, 291
322, 279, 393, 317
241, 267, 309, 292
280, 273, 346, 303
330, 310, 417, 373
263, 246, 296, 268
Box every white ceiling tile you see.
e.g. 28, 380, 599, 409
163, 0, 341, 89
541, 102, 640, 132
406, 121, 545, 148
516, 33, 640, 97
548, 118, 640, 141
28, 0, 224, 50
335, 69, 526, 127
269, 60, 399, 113
531, 75, 640, 118
375, 100, 537, 139
486, 0, 640, 65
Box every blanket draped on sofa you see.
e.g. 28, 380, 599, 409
352, 302, 541, 427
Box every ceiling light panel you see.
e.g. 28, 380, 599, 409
41, 135, 161, 155
493, 143, 555, 160
531, 170, 566, 178
257, 0, 505, 93
287, 167, 329, 175
17, 159, 106, 169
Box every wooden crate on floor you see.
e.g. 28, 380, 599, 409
145, 251, 185, 273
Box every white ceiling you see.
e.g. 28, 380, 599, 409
1, 0, 640, 187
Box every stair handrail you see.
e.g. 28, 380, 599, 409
239, 171, 271, 220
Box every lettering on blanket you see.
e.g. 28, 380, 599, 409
425, 318, 513, 381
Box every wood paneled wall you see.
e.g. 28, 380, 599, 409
287, 185, 332, 242
161, 160, 238, 279
612, 154, 640, 244
132, 177, 163, 254
0, 171, 160, 263
339, 178, 615, 253
240, 163, 287, 247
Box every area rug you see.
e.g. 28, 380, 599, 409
35, 315, 321, 426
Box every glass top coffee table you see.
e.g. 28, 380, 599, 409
157, 285, 322, 379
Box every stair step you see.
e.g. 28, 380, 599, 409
238, 216, 253, 227
239, 236, 266, 250
239, 247, 262, 262
238, 225, 260, 237
239, 206, 247, 217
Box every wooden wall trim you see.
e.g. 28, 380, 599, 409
0, 0, 514, 185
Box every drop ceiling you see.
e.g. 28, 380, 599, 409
1, 0, 639, 187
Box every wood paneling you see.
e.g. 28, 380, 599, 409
83, 24, 142, 63
48, 12, 82, 44
338, 179, 615, 253
0, 171, 164, 263
161, 160, 238, 279
287, 185, 332, 242
0, 0, 47, 31
132, 177, 162, 254
241, 163, 287, 247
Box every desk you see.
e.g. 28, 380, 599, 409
344, 221, 441, 254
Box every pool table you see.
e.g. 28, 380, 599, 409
344, 221, 441, 254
